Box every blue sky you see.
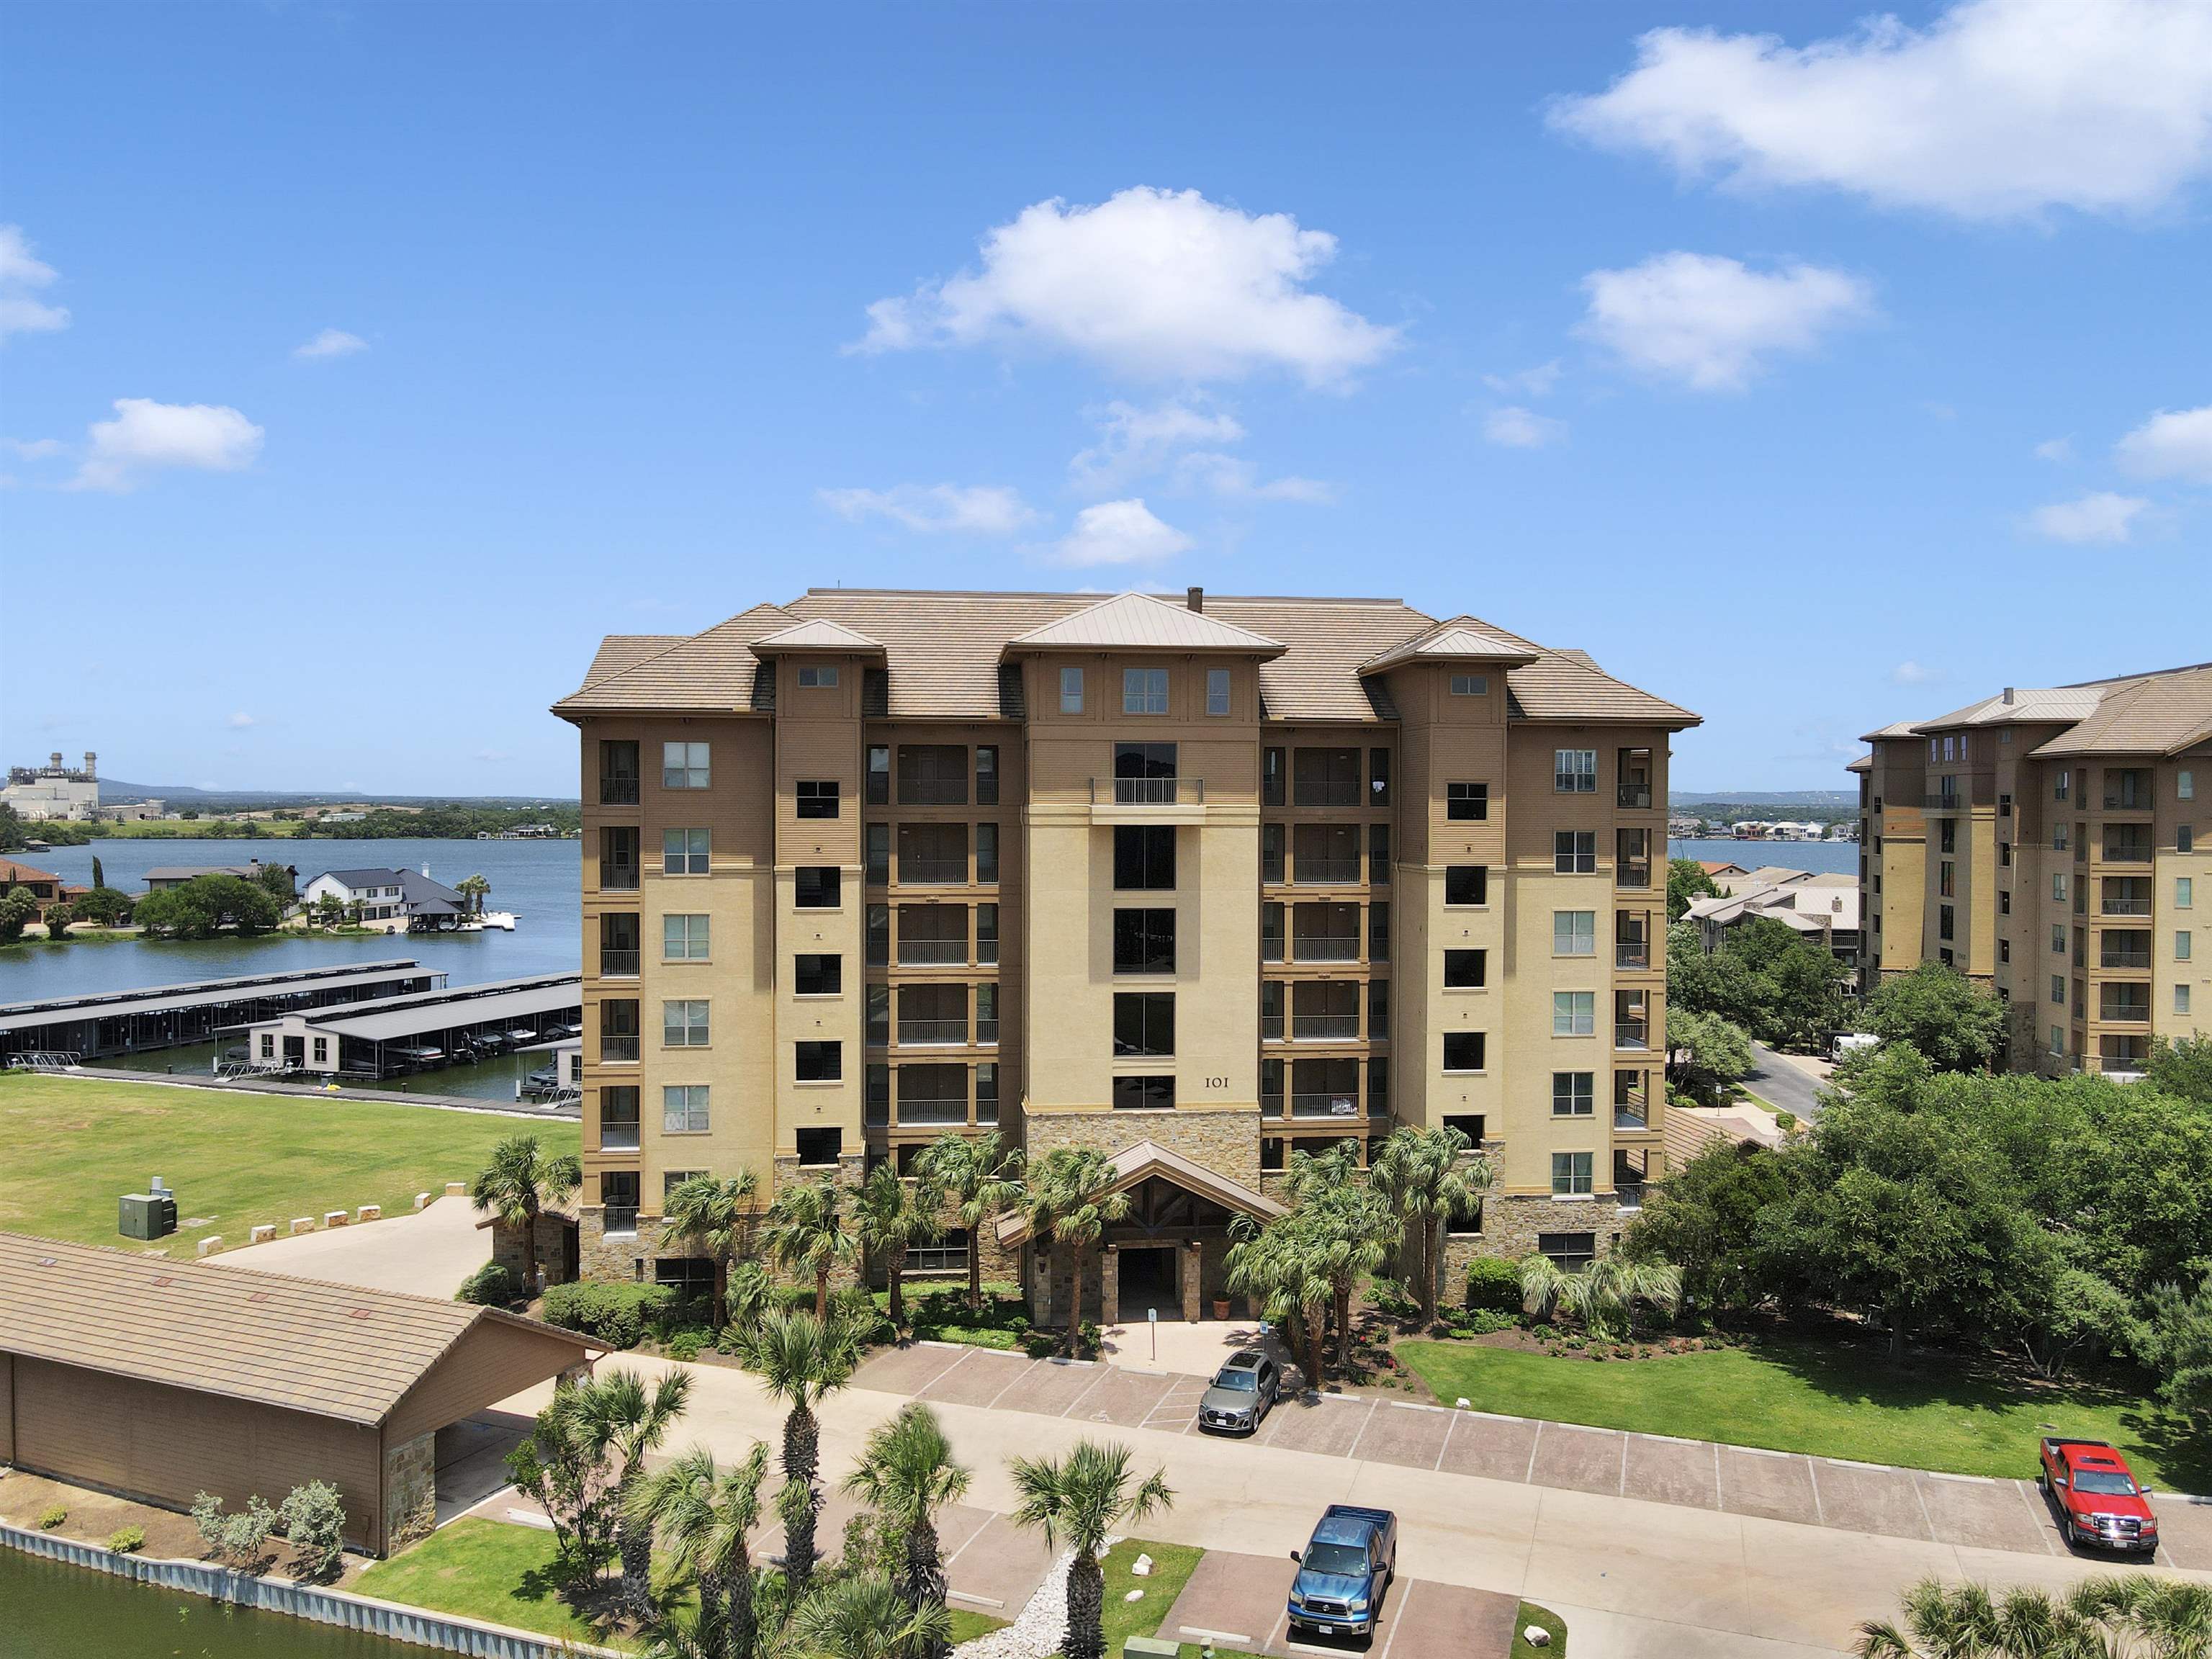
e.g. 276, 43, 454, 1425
4, 1, 2208, 796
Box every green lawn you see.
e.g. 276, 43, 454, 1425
1512, 1602, 1567, 1655
1399, 1335, 2208, 1491
948, 1607, 1011, 1643
0, 1073, 571, 1267
356, 1518, 629, 1647
1100, 1538, 1204, 1657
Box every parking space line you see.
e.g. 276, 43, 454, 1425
1372, 1578, 1415, 1659
1057, 1368, 1110, 1419
1524, 1420, 1543, 1483
2013, 1478, 2061, 1555
981, 1357, 1038, 1411
1805, 1457, 1825, 1527
1431, 1410, 1456, 1472
1910, 1474, 1938, 1541
1713, 1441, 1724, 1509
1618, 1433, 1629, 1497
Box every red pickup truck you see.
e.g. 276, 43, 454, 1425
2038, 1438, 2159, 1555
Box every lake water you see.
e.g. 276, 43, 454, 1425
0, 1550, 418, 1658
1669, 837, 1858, 877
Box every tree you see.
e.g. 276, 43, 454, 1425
2147, 1034, 2212, 1106
841, 1404, 970, 1658
1621, 1138, 1799, 1311
1224, 1211, 1331, 1390
631, 1441, 771, 1659
1668, 1008, 1754, 1103
1016, 1148, 1132, 1354
1862, 963, 2006, 1072
914, 1130, 1024, 1312
788, 1574, 953, 1659
762, 1179, 860, 1321
42, 902, 73, 940
310, 892, 347, 930
457, 873, 491, 915
256, 862, 297, 908
74, 886, 132, 927
0, 804, 27, 853
468, 1133, 583, 1292
570, 1367, 694, 1619
854, 1161, 945, 1331
276, 1481, 347, 1582
2141, 1279, 2212, 1429
1370, 1125, 1493, 1326
732, 1308, 858, 1592
1857, 1573, 2212, 1658
662, 1169, 761, 1328
2014, 1266, 2136, 1382
1519, 1253, 1683, 1340
507, 1378, 621, 1584
132, 874, 279, 940
90, 854, 104, 890
0, 887, 42, 943
1668, 857, 1722, 922
190, 1491, 278, 1571
1008, 1442, 1172, 1659
1284, 1143, 1394, 1367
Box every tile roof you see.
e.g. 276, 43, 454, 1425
994, 1138, 1286, 1245
1913, 687, 2104, 731
2030, 664, 2212, 757
1006, 590, 1285, 653
0, 1231, 592, 1426
552, 603, 796, 714
1357, 617, 1538, 672
1, 860, 63, 885
752, 617, 885, 652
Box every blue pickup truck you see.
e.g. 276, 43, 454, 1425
1286, 1504, 1398, 1640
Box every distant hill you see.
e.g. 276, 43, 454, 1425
1670, 790, 1856, 807
96, 779, 576, 809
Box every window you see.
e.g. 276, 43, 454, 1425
662, 1085, 710, 1134
1538, 1231, 1596, 1272
1444, 948, 1486, 989
1551, 1152, 1594, 1196
1443, 1032, 1487, 1072
2054, 873, 2068, 903
1552, 1072, 1594, 1117
258, 1033, 274, 1059
867, 745, 890, 805
601, 912, 641, 976
2177, 931, 2193, 962
866, 985, 889, 1046
2180, 985, 2193, 1016
2053, 924, 2067, 954
1445, 865, 1488, 906
1939, 903, 1955, 940
1114, 909, 1177, 975
797, 780, 840, 819
1555, 750, 1597, 793
655, 1255, 714, 1293
1554, 910, 1596, 956
598, 739, 641, 804
1059, 666, 1084, 714
1999, 890, 2012, 917
1207, 667, 1230, 716
976, 982, 999, 1043
1998, 938, 2010, 963
1263, 747, 1286, 806
1261, 902, 1285, 961
796, 1041, 842, 1082
796, 663, 837, 688
975, 822, 999, 884
796, 866, 840, 908
2053, 823, 2069, 852
2179, 877, 2193, 908
1553, 992, 1596, 1035
1941, 819, 1957, 854
907, 1228, 971, 1275
601, 825, 641, 890
664, 999, 709, 1047
1113, 824, 1177, 890
1368, 977, 1390, 1035
2179, 769, 2194, 800
663, 914, 710, 961
1112, 1074, 1174, 1111
662, 828, 709, 875
1940, 860, 1956, 897
2055, 770, 2070, 801
1112, 992, 1176, 1056
795, 953, 841, 996
1368, 823, 1391, 885
2182, 827, 2195, 855
1444, 1113, 1485, 1146
1123, 667, 1169, 714
1555, 831, 1597, 873
865, 824, 890, 884
976, 1064, 999, 1122
976, 745, 999, 806
1449, 673, 1488, 696
600, 998, 641, 1063
796, 1126, 842, 1166
663, 741, 710, 789
1448, 782, 1488, 821
313, 1036, 328, 1064
976, 903, 999, 964
2052, 1025, 2066, 1056
1114, 742, 1179, 803
2052, 974, 2068, 1007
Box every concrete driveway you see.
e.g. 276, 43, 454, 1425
1161, 1549, 1518, 1659
231, 1192, 489, 1297
1743, 1043, 1830, 1120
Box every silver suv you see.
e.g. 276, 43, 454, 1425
1198, 1349, 1280, 1434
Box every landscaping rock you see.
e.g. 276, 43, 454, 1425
248, 1225, 275, 1245
1521, 1625, 1550, 1647
196, 1237, 222, 1256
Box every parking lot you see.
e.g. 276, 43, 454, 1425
853, 1342, 2212, 1570
1160, 1548, 1517, 1659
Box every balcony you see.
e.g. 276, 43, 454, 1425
1617, 784, 1653, 809
2101, 935, 2152, 970
601, 863, 640, 893
2100, 837, 2154, 865
2098, 997, 2152, 1025
1290, 1014, 1360, 1041
898, 782, 969, 807
598, 775, 639, 806
2101, 882, 2153, 918
899, 858, 969, 886
896, 1097, 968, 1126
897, 1018, 970, 1046
1614, 1022, 1650, 1051
1089, 775, 1205, 824
1286, 1092, 1370, 1120
897, 940, 968, 966
1924, 793, 1962, 811
1616, 860, 1653, 891
1292, 858, 1361, 885
600, 950, 639, 978
1262, 1014, 1285, 1040
601, 1123, 641, 1151
603, 1206, 639, 1236
1614, 1107, 1649, 1132
1291, 782, 1362, 808
1614, 940, 1650, 971
1291, 934, 1360, 963
1613, 1184, 1646, 1213
601, 1035, 640, 1064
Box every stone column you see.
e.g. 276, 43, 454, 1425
1101, 1244, 1120, 1326
381, 1429, 437, 1556
1182, 1240, 1202, 1321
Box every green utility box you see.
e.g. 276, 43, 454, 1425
119, 1190, 177, 1241
1124, 1639, 1179, 1659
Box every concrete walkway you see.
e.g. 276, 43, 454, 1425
474, 1350, 2211, 1659
232, 1192, 490, 1297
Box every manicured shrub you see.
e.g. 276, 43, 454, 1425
1465, 1256, 1524, 1314
831, 1283, 891, 1346
192, 1491, 278, 1569
539, 1281, 674, 1349
278, 1481, 347, 1581
37, 1505, 67, 1531
107, 1525, 145, 1554
454, 1262, 518, 1307
663, 1328, 711, 1362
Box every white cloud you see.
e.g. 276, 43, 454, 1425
1550, 0, 2212, 220
1889, 660, 1942, 685
0, 225, 69, 339
293, 328, 368, 361
1577, 252, 1873, 392
855, 186, 1398, 386
2, 437, 66, 460
2034, 436, 2075, 463
1070, 399, 1245, 492
1040, 499, 1195, 567
2116, 403, 2212, 484
70, 398, 264, 493
1483, 361, 1563, 398
1483, 406, 1568, 449
1173, 452, 1336, 503
2026, 491, 2149, 544
228, 711, 256, 729
818, 483, 1038, 536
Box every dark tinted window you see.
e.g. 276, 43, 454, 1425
795, 954, 841, 996
1443, 1032, 1486, 1071
1445, 866, 1488, 905
1114, 825, 1177, 890
796, 866, 840, 907
1113, 909, 1177, 974
796, 1040, 842, 1082
796, 1127, 842, 1166
1112, 1074, 1174, 1110
1444, 948, 1485, 988
1112, 992, 1176, 1056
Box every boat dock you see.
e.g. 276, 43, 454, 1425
0, 960, 444, 1065
238, 971, 583, 1080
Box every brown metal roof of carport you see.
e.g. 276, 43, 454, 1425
0, 1231, 599, 1555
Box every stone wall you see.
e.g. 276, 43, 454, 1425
1022, 1105, 1262, 1186
490, 1213, 576, 1290
380, 1430, 436, 1555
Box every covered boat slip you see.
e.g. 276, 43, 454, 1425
0, 961, 443, 1063
238, 972, 583, 1079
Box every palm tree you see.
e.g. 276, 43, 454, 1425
469, 1133, 583, 1292
1372, 1125, 1493, 1326
456, 872, 491, 915
1519, 1253, 1683, 1341
663, 1169, 761, 1327
788, 1574, 953, 1659
631, 1441, 773, 1659
762, 1179, 860, 1320
853, 1162, 945, 1332
573, 1367, 694, 1619
1857, 1573, 2212, 1658
1225, 1212, 1331, 1389
1284, 1143, 1392, 1366
1017, 1148, 1131, 1354
734, 1308, 858, 1593
1007, 1441, 1173, 1659
841, 1405, 970, 1659
914, 1132, 1025, 1312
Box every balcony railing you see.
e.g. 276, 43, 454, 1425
601, 950, 639, 978
898, 783, 968, 806
602, 863, 640, 893
899, 859, 969, 885
1290, 1014, 1360, 1040
1291, 934, 1360, 962
1925, 793, 1961, 810
598, 776, 639, 806
1617, 784, 1653, 809
1093, 777, 1205, 806
601, 1035, 640, 1063
897, 1019, 970, 1046
2101, 844, 2154, 864
1262, 1015, 1285, 1040
601, 1123, 640, 1151
896, 1099, 968, 1125
603, 1206, 639, 1236
898, 940, 968, 966
1292, 858, 1362, 884
1287, 1092, 1368, 1119
1292, 782, 1362, 808
1616, 860, 1653, 890
1614, 942, 1650, 970
2098, 1000, 2152, 1025
1614, 1022, 1650, 1050
1613, 1184, 1646, 1212
2101, 898, 2152, 917
1613, 1109, 1648, 1132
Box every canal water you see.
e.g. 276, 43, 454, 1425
0, 1549, 423, 1658
1668, 837, 1857, 876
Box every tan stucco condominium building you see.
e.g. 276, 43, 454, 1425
555, 588, 1697, 1323
1852, 662, 2211, 1077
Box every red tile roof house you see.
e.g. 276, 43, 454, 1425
0, 860, 89, 917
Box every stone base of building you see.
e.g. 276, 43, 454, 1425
1432, 1195, 1634, 1307
381, 1431, 436, 1555
1024, 1105, 1262, 1187
490, 1213, 578, 1291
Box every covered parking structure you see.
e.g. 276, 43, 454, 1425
238, 972, 583, 1079
0, 1231, 597, 1555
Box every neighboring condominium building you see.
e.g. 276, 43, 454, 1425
1852, 663, 2211, 1076
555, 588, 1696, 1323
